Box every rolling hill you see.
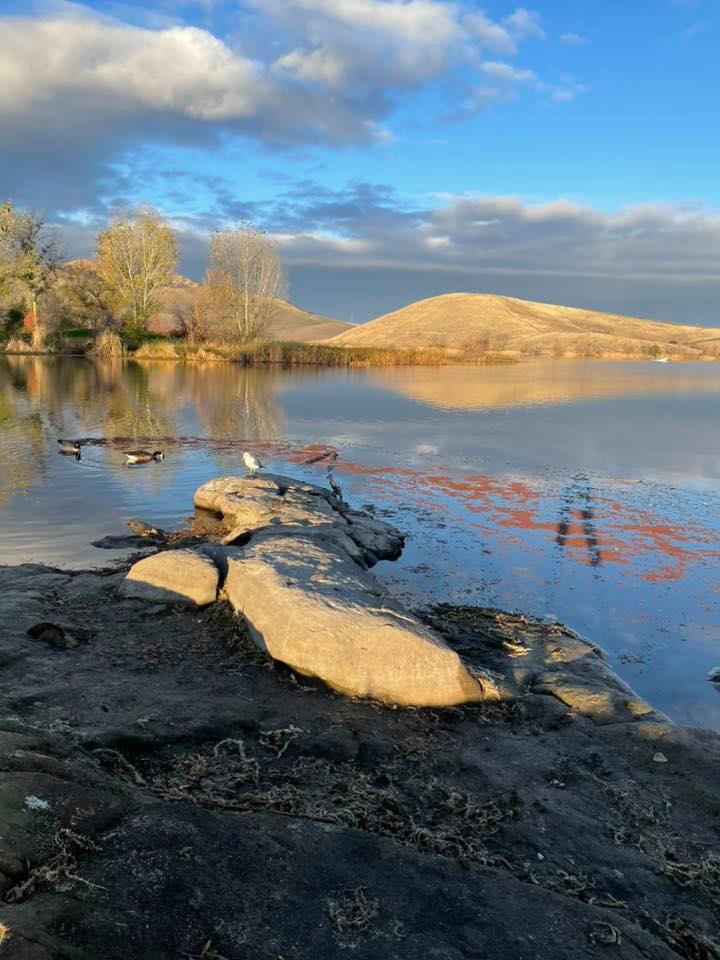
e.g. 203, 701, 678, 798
155, 285, 351, 342
265, 299, 353, 342
328, 293, 720, 359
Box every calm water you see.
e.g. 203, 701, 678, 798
2, 356, 719, 729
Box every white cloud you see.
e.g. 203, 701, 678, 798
0, 16, 269, 120
464, 11, 517, 54
549, 75, 589, 101
254, 0, 461, 44
261, 0, 465, 92
503, 8, 545, 39
560, 32, 588, 45
481, 61, 537, 84
0, 2, 579, 216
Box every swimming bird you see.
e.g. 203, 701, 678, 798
125, 450, 165, 465
242, 451, 264, 477
58, 439, 81, 456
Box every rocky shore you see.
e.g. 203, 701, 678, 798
0, 476, 718, 959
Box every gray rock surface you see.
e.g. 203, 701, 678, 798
0, 564, 719, 960
119, 549, 219, 606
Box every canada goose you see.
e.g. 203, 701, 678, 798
127, 519, 166, 539
58, 439, 81, 456
242, 451, 264, 477
125, 450, 165, 465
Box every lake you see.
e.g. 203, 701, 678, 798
2, 355, 719, 729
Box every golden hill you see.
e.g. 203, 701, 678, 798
155, 282, 351, 342
329, 293, 720, 359
266, 299, 352, 342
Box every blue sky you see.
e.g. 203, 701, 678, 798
1, 0, 719, 322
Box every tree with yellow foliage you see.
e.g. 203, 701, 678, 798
96, 207, 178, 339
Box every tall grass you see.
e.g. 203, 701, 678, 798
91, 330, 125, 358
131, 338, 460, 367
2, 336, 34, 354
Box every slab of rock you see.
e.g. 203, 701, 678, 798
225, 532, 494, 707
529, 634, 668, 724
119, 550, 219, 606
194, 474, 404, 567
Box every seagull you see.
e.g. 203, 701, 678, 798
243, 451, 265, 477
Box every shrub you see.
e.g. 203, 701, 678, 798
3, 336, 34, 354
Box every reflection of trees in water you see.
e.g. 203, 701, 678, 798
0, 357, 48, 505
180, 363, 285, 441
0, 358, 286, 509
100, 361, 177, 439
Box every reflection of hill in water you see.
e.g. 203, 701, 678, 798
368, 361, 720, 411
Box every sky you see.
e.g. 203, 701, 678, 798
0, 0, 719, 324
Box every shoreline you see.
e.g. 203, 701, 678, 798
1, 475, 719, 958
5, 343, 720, 365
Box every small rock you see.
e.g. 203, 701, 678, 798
652, 752, 668, 763
119, 550, 219, 607
27, 622, 92, 650
24, 795, 50, 811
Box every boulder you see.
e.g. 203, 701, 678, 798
224, 533, 492, 707
119, 550, 219, 607
193, 475, 404, 566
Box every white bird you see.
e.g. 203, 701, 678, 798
243, 451, 265, 477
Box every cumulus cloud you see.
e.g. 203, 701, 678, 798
560, 32, 588, 45
0, 17, 268, 121
263, 0, 465, 94
0, 2, 558, 212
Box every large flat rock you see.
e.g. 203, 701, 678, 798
225, 533, 492, 707
194, 474, 404, 566
119, 550, 219, 607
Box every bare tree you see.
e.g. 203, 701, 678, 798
96, 207, 178, 339
199, 225, 286, 343
0, 201, 62, 348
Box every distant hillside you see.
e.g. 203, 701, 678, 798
329, 293, 720, 359
267, 300, 353, 342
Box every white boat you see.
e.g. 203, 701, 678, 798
651, 357, 669, 363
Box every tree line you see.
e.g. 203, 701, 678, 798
0, 202, 286, 349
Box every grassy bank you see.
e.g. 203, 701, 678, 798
1, 332, 518, 367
